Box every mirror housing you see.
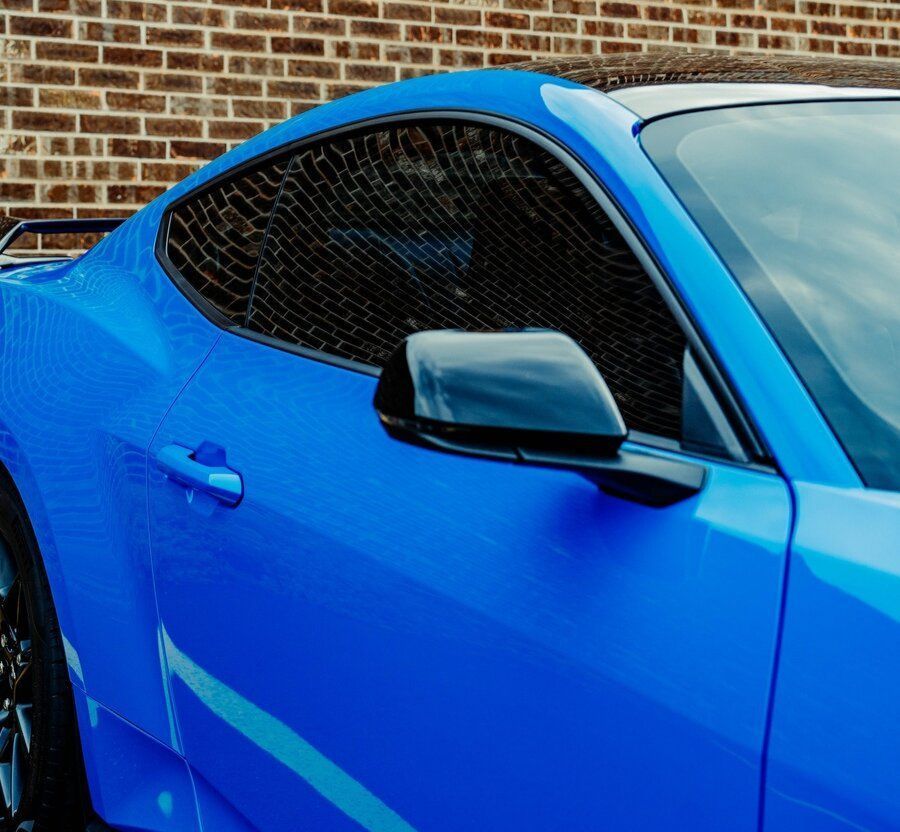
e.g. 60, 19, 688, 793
374, 329, 705, 506
375, 329, 626, 458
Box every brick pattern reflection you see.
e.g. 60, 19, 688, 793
167, 161, 287, 322
250, 122, 686, 438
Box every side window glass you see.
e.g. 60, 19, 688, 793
249, 123, 687, 441
165, 161, 287, 323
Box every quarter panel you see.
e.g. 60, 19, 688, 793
0, 205, 219, 746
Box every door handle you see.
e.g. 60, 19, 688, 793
156, 443, 243, 507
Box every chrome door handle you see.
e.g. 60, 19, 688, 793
156, 443, 243, 507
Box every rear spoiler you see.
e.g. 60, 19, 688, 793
0, 218, 126, 269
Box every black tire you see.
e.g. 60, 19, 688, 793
0, 473, 80, 832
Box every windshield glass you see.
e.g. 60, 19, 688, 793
642, 100, 900, 489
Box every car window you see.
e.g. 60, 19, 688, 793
642, 101, 900, 489
248, 122, 691, 442
165, 160, 287, 323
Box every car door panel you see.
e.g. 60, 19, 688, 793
149, 332, 790, 831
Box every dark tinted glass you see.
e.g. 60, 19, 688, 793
250, 123, 687, 440
643, 101, 900, 489
166, 161, 287, 323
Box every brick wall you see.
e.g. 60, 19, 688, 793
1, 0, 898, 229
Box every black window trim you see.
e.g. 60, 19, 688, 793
154, 108, 771, 469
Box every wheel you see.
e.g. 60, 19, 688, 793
0, 477, 79, 832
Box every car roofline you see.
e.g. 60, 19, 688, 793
605, 81, 900, 120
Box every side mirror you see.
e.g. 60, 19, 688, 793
374, 330, 705, 506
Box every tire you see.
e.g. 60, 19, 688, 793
0, 474, 80, 832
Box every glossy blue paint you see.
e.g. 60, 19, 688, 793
0, 66, 889, 832
72, 688, 199, 832
764, 484, 900, 832
147, 330, 790, 831
0, 205, 219, 748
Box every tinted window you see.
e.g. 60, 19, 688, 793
643, 101, 900, 489
166, 161, 287, 323
250, 122, 688, 440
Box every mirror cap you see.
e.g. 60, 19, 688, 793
375, 329, 627, 457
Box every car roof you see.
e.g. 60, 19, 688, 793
500, 53, 900, 118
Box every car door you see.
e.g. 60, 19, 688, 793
147, 117, 791, 831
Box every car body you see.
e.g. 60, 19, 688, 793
0, 54, 897, 831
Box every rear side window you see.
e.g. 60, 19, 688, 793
249, 122, 688, 440
165, 161, 286, 323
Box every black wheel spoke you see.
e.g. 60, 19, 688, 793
0, 760, 10, 812
9, 733, 22, 815
0, 538, 34, 825
14, 706, 30, 754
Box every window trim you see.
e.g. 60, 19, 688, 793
155, 109, 771, 468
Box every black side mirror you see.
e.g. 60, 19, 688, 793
375, 330, 704, 506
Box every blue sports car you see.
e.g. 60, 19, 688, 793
0, 53, 897, 832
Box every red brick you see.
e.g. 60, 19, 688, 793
435, 7, 482, 25
79, 67, 140, 88
141, 162, 201, 183
385, 3, 432, 21
837, 39, 873, 54
103, 47, 164, 67
39, 88, 101, 109
145, 73, 204, 93
13, 111, 76, 132
106, 92, 167, 113
267, 79, 321, 98
232, 98, 288, 118
439, 49, 484, 68
800, 36, 837, 51
234, 12, 290, 31
9, 16, 72, 37
758, 33, 798, 47
0, 184, 36, 202
646, 5, 683, 22
166, 52, 225, 72
147, 28, 205, 47
733, 14, 767, 28
485, 12, 531, 29
330, 0, 380, 16
170, 141, 227, 161
289, 59, 342, 77
146, 118, 203, 137
172, 6, 226, 26
404, 25, 452, 42
772, 17, 808, 31
272, 37, 327, 55
274, 0, 323, 8
295, 16, 347, 35
456, 28, 504, 47
211, 32, 267, 52
600, 40, 642, 52
108, 185, 166, 204
107, 0, 166, 20
80, 114, 141, 134
345, 62, 396, 81
0, 87, 33, 107
600, 2, 640, 17
333, 40, 380, 59
383, 46, 433, 63
538, 15, 579, 31
35, 42, 99, 62
812, 20, 847, 34
82, 22, 141, 42
351, 20, 402, 38
21, 65, 76, 85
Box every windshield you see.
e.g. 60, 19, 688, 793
642, 100, 900, 490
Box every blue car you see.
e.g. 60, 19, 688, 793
0, 53, 897, 832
